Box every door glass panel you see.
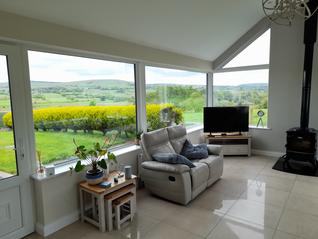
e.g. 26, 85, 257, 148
0, 55, 17, 179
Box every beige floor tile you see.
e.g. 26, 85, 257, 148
143, 222, 203, 239
286, 192, 318, 216
119, 212, 161, 239
164, 208, 223, 237
296, 175, 318, 184
278, 209, 318, 239
137, 194, 179, 221
189, 189, 237, 213
273, 230, 304, 239
252, 175, 295, 192
240, 181, 290, 207
207, 215, 275, 239
46, 221, 101, 239
24, 233, 44, 239
227, 199, 283, 229
259, 167, 297, 180
292, 181, 318, 198
211, 177, 251, 198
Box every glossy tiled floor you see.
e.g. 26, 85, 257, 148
26, 156, 318, 239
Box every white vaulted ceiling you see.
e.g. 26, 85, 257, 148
0, 0, 264, 61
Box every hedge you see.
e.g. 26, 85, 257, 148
2, 104, 183, 134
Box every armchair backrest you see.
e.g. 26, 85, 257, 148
167, 125, 187, 154
140, 127, 176, 161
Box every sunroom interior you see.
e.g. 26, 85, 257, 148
0, 1, 318, 239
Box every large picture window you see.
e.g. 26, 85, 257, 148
213, 29, 271, 128
145, 66, 206, 131
26, 51, 136, 166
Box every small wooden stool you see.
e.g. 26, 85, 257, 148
113, 192, 134, 230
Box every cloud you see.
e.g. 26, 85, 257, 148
214, 69, 269, 86
145, 66, 206, 85
0, 56, 9, 83
28, 51, 135, 82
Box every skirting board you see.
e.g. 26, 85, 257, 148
35, 210, 79, 237
252, 149, 284, 158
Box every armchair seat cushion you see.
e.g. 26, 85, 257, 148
190, 162, 209, 189
141, 161, 190, 174
199, 155, 223, 179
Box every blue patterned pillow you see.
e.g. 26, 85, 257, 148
152, 153, 195, 168
180, 140, 209, 160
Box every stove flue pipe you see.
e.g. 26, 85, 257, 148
300, 0, 318, 129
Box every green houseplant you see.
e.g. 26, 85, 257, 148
72, 134, 117, 185
135, 130, 143, 145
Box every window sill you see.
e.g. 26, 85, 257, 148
186, 125, 203, 133
31, 144, 141, 182
249, 126, 272, 130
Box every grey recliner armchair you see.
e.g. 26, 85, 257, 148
140, 125, 223, 205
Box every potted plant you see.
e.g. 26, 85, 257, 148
72, 134, 117, 185
135, 130, 143, 145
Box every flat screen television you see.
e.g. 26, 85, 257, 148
204, 106, 249, 134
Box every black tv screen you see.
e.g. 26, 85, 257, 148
204, 106, 249, 134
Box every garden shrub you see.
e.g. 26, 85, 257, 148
2, 104, 183, 133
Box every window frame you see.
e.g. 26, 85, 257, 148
144, 64, 208, 130
212, 28, 271, 129
25, 46, 139, 164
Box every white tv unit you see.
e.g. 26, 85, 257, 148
205, 132, 251, 157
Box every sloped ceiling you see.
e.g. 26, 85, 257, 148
0, 0, 264, 61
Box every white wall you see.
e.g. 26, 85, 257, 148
0, 10, 211, 72
251, 18, 318, 153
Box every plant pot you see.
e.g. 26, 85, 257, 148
135, 139, 140, 145
85, 169, 104, 185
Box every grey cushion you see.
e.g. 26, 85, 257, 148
190, 162, 209, 189
181, 140, 209, 160
141, 161, 190, 174
167, 125, 188, 154
152, 153, 195, 168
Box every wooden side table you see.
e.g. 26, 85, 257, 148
79, 171, 137, 232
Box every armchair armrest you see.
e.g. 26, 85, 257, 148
141, 161, 190, 174
207, 144, 223, 155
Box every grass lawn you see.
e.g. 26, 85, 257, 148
250, 108, 268, 127
0, 131, 17, 174
0, 130, 134, 174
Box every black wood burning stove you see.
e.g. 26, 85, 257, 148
284, 0, 318, 170
285, 128, 317, 168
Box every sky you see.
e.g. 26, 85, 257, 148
0, 29, 270, 86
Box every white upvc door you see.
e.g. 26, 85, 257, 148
0, 44, 34, 239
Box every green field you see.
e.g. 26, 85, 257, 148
0, 130, 134, 174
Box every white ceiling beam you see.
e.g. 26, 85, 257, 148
212, 18, 271, 71
215, 64, 269, 73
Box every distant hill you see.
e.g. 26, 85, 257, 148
30, 79, 134, 89
214, 83, 268, 91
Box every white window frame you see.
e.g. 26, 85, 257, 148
211, 18, 272, 129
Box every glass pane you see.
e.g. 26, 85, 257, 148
0, 55, 17, 179
145, 66, 206, 131
28, 51, 136, 166
213, 69, 269, 128
224, 29, 271, 68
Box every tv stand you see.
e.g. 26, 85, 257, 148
205, 133, 251, 157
